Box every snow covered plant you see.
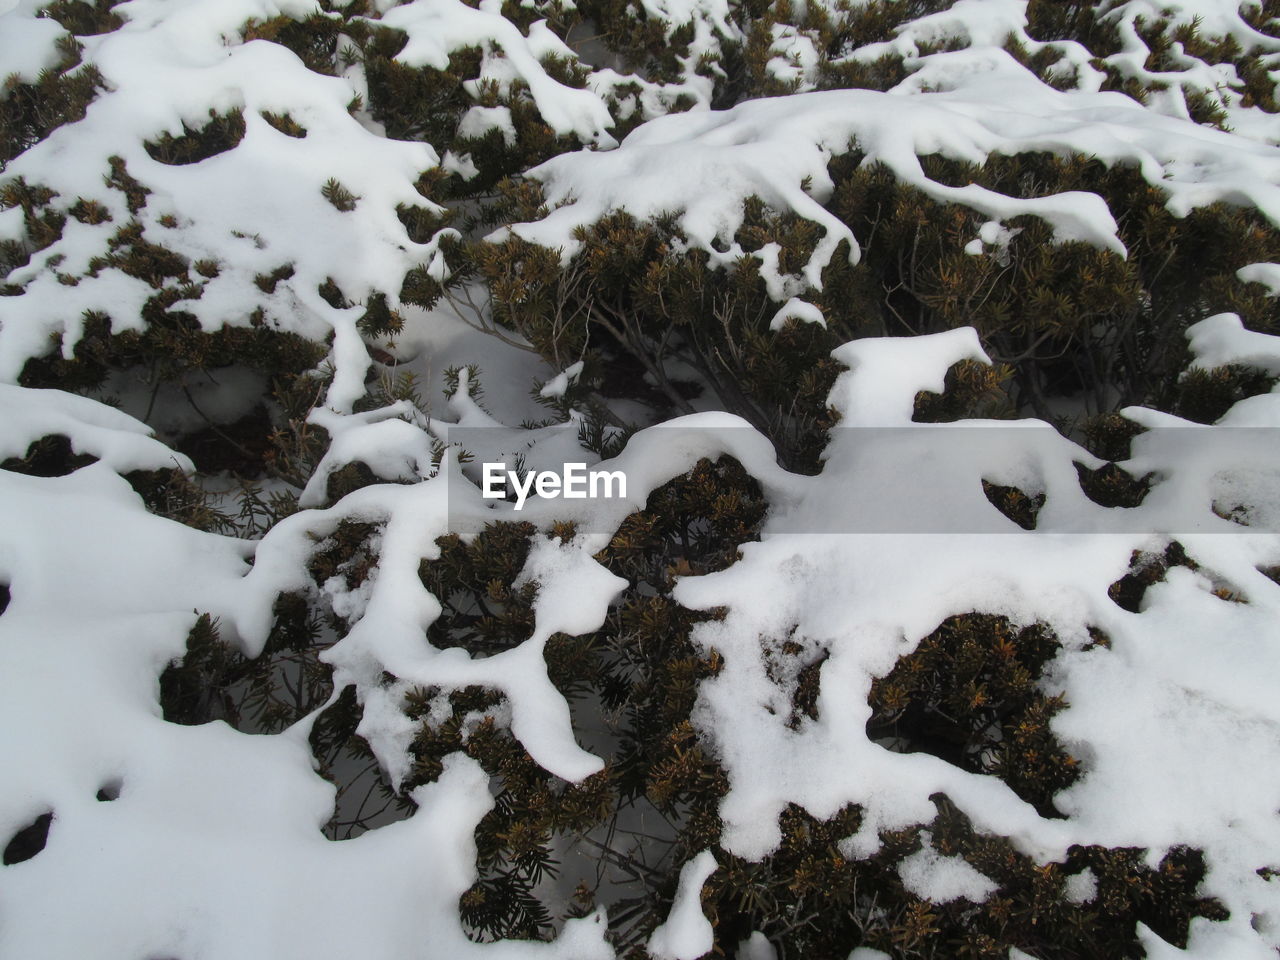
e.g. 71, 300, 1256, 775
6, 0, 1280, 957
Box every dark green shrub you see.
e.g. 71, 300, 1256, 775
1, 37, 105, 168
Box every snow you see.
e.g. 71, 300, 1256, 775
7, 318, 1280, 953
1238, 261, 1280, 293
897, 831, 1000, 904
1, 721, 612, 958
850, 0, 1036, 63
793, 0, 1280, 140
504, 48, 1280, 299
0, 1, 65, 87
237, 452, 619, 784
736, 932, 776, 960
646, 849, 718, 960
965, 221, 1022, 265
1185, 311, 1280, 378
374, 0, 615, 146
539, 359, 585, 398
300, 401, 435, 508
5, 0, 1280, 956
382, 299, 561, 426
769, 297, 826, 332
1096, 0, 1280, 133
458, 104, 519, 146
0, 425, 615, 958
0, 382, 194, 473
639, 325, 1280, 958
515, 532, 628, 640
0, 0, 450, 413
766, 24, 819, 88
1065, 866, 1097, 904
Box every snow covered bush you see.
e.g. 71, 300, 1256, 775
5, 0, 1280, 958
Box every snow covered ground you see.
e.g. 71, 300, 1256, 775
4, 0, 1280, 957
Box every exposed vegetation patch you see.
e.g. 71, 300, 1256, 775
1, 37, 105, 168
143, 108, 247, 165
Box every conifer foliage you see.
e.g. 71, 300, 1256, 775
4, 0, 1280, 958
